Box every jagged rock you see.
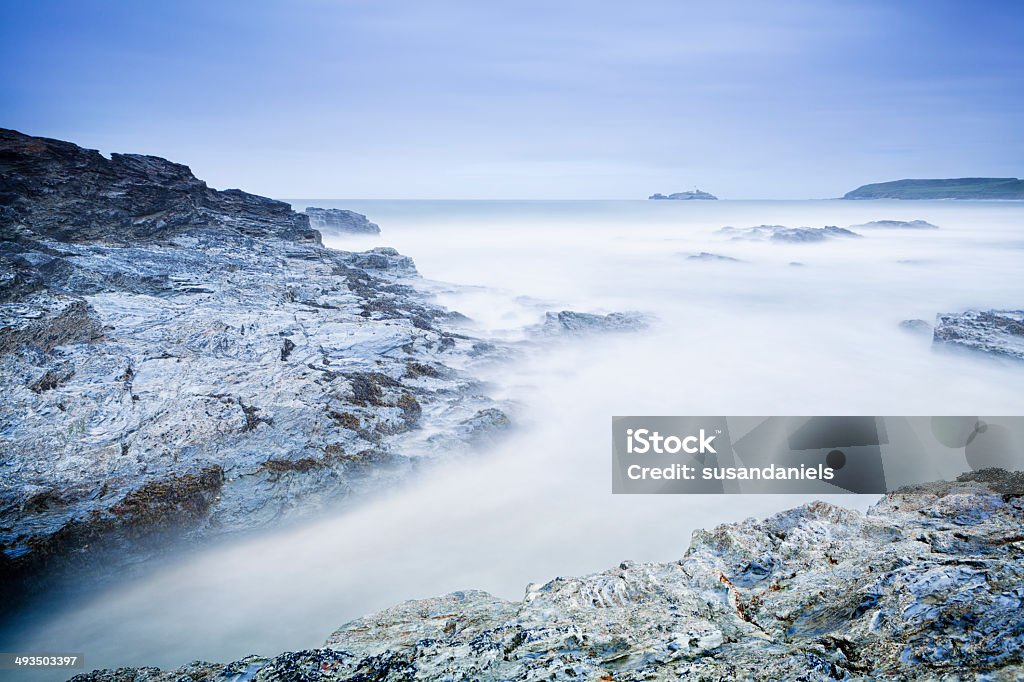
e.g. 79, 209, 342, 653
0, 128, 319, 244
343, 247, 417, 275
71, 472, 1024, 681
851, 219, 938, 230
0, 129, 511, 605
531, 310, 650, 336
685, 252, 742, 262
933, 310, 1024, 360
0, 295, 105, 354
900, 319, 932, 334
305, 208, 381, 235
649, 190, 718, 200
718, 225, 861, 243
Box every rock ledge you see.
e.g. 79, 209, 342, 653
72, 470, 1024, 681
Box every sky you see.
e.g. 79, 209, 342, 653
1, 0, 1022, 199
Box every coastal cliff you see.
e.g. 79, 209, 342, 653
843, 178, 1024, 200
0, 129, 509, 604
71, 470, 1024, 681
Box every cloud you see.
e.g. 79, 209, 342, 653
1, 0, 1021, 198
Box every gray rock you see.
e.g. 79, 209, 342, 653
305, 208, 381, 235
0, 128, 319, 244
532, 310, 651, 336
900, 318, 933, 334
343, 247, 417, 275
0, 129, 512, 604
851, 219, 939, 230
71, 472, 1024, 681
718, 225, 862, 243
0, 295, 105, 354
933, 309, 1024, 360
649, 189, 718, 200
426, 408, 513, 449
686, 252, 742, 262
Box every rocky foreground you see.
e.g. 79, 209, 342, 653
70, 469, 1024, 681
0, 129, 514, 603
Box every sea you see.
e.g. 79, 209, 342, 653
4, 199, 1023, 676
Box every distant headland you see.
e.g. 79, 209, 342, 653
649, 189, 718, 200
843, 178, 1024, 200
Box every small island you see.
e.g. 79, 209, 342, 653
649, 189, 718, 200
843, 178, 1024, 200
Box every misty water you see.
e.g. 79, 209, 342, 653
5, 200, 1024, 675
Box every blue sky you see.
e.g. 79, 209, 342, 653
2, 0, 1022, 199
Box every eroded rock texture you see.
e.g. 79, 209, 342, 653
0, 129, 507, 601
934, 310, 1024, 361
71, 471, 1024, 681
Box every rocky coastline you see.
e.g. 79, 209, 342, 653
70, 469, 1024, 681
3, 129, 1023, 681
0, 129, 513, 606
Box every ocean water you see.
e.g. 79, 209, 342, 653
5, 200, 1024, 675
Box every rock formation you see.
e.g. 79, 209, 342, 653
0, 129, 508, 605
649, 190, 718, 200
70, 470, 1024, 681
933, 310, 1024, 361
0, 129, 317, 244
686, 252, 742, 262
717, 225, 861, 243
899, 318, 932, 334
531, 310, 650, 336
305, 208, 381, 235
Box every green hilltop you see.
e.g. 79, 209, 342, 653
843, 177, 1024, 200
